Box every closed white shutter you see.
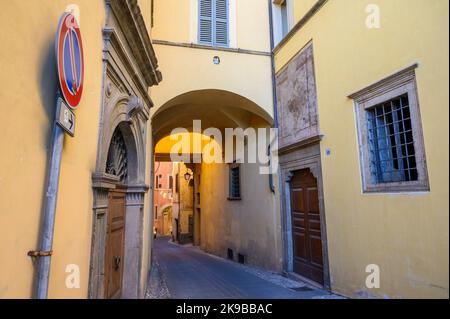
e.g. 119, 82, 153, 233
199, 0, 213, 44
214, 0, 229, 46
199, 0, 229, 47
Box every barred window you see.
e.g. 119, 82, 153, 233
349, 64, 429, 193
366, 94, 418, 184
229, 164, 241, 199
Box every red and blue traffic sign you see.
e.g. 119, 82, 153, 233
56, 13, 84, 109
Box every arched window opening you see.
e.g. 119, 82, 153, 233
106, 127, 128, 183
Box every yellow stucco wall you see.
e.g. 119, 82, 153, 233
150, 46, 273, 119
0, 1, 106, 298
152, 0, 191, 43
200, 160, 282, 271
275, 0, 449, 298
152, 0, 271, 52
138, 0, 154, 298
292, 0, 318, 23
234, 0, 271, 52
151, 0, 273, 117
150, 0, 280, 272
154, 132, 283, 270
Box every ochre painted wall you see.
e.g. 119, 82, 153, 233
275, 0, 449, 298
150, 0, 279, 273
0, 1, 106, 298
150, 45, 274, 119
154, 131, 282, 270
199, 141, 282, 271
234, 0, 271, 52
150, 0, 273, 118
152, 0, 271, 52
152, 0, 191, 44
292, 0, 318, 23
137, 0, 154, 297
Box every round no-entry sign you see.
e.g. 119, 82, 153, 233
56, 13, 84, 109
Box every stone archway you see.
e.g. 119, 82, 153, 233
151, 89, 281, 270
89, 96, 149, 299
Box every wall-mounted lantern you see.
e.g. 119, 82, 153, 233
184, 170, 193, 181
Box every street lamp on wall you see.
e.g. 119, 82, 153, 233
184, 169, 193, 181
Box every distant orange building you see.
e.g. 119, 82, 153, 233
154, 162, 173, 236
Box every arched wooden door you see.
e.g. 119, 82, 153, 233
104, 127, 128, 299
290, 169, 324, 285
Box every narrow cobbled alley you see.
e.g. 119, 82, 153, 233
146, 238, 342, 299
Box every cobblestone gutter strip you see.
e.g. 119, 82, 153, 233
145, 255, 171, 299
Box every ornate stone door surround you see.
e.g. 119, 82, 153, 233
275, 41, 330, 289
279, 142, 331, 290
89, 0, 161, 299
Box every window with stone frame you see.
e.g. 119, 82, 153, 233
349, 64, 429, 193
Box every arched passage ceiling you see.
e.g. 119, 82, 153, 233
152, 89, 274, 143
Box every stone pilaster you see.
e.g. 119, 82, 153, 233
121, 185, 148, 299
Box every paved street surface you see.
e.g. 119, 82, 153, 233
146, 237, 341, 299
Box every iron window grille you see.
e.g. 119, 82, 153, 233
366, 94, 418, 184
229, 164, 241, 199
349, 64, 429, 193
106, 128, 128, 183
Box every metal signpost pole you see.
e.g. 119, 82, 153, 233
35, 95, 65, 299
29, 12, 83, 299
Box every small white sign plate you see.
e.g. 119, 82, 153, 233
56, 97, 76, 137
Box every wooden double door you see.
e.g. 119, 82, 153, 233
105, 187, 126, 299
290, 169, 324, 285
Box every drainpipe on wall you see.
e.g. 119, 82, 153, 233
268, 0, 278, 193
268, 0, 279, 129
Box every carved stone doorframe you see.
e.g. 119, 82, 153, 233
88, 0, 161, 299
89, 109, 148, 299
90, 173, 119, 299
279, 141, 331, 290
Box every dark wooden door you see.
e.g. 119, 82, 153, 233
290, 169, 324, 285
105, 187, 126, 299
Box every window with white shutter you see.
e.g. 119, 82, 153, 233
199, 0, 229, 47
199, 0, 213, 44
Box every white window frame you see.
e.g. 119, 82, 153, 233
272, 0, 294, 46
